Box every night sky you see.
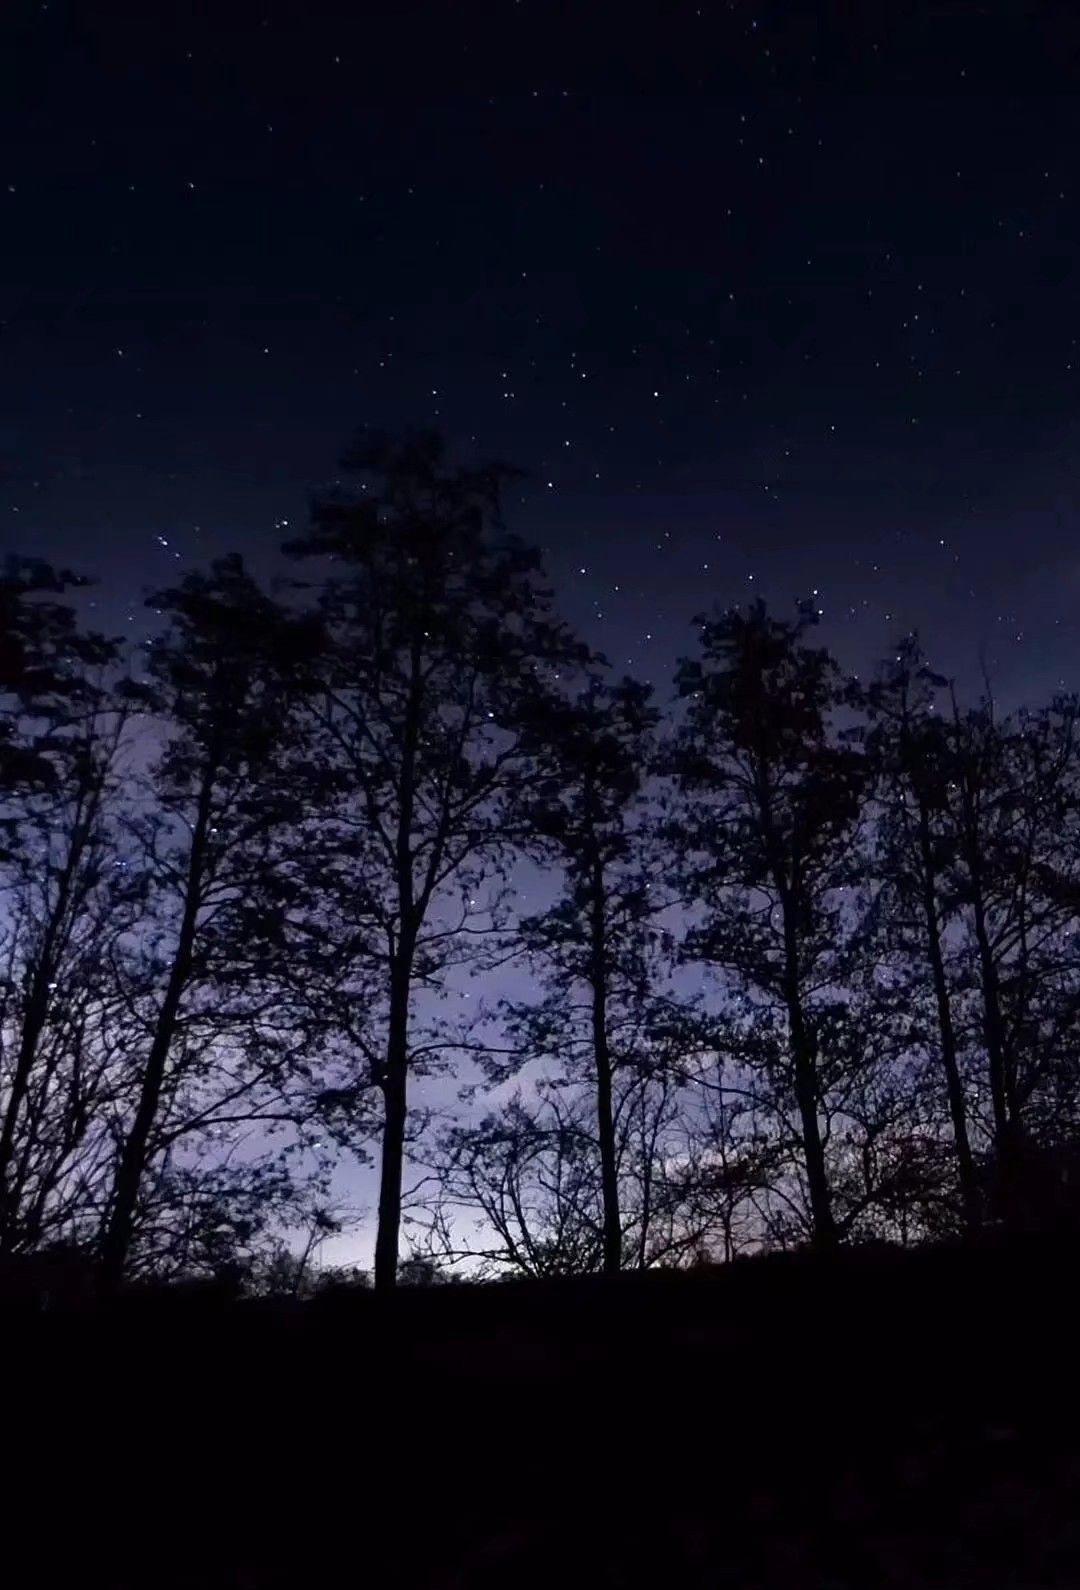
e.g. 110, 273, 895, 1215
5, 0, 1080, 1257
5, 0, 1080, 705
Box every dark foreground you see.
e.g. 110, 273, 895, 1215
11, 1235, 1080, 1587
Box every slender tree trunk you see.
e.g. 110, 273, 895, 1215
0, 968, 57, 1249
967, 874, 1021, 1216
100, 982, 185, 1288
373, 635, 424, 1291
758, 764, 836, 1251
371, 664, 483, 1288
589, 877, 621, 1275
916, 803, 980, 1229
635, 1082, 657, 1270
781, 904, 835, 1250
593, 1011, 621, 1274
580, 760, 622, 1276
373, 951, 411, 1291
787, 993, 836, 1250
970, 889, 1010, 1143
952, 711, 1019, 1213
958, 778, 1014, 1156
763, 845, 839, 1252
100, 767, 215, 1289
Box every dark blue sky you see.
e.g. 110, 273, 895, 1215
4, 0, 1080, 703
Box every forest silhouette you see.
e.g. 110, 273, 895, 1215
4, 429, 1080, 1586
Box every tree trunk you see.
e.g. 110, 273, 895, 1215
372, 633, 425, 1293
590, 924, 622, 1274
964, 829, 1019, 1218
782, 904, 835, 1249
100, 766, 215, 1289
373, 952, 411, 1291
0, 966, 57, 1249
582, 766, 621, 1276
788, 999, 837, 1250
970, 887, 1010, 1146
916, 803, 981, 1229
953, 721, 1018, 1213
971, 890, 1024, 1222
99, 990, 183, 1289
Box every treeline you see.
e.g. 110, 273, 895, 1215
2, 428, 1079, 1296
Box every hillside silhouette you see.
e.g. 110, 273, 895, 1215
9, 1229, 1080, 1587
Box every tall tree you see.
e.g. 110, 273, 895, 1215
940, 688, 1080, 1217
99, 556, 322, 1287
0, 558, 133, 1243
669, 600, 866, 1249
1001, 695, 1080, 1158
863, 637, 982, 1230
487, 674, 662, 1273
283, 429, 583, 1288
0, 699, 144, 1254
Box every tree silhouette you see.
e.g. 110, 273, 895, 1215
282, 429, 585, 1288
0, 678, 144, 1253
99, 556, 323, 1287
864, 637, 982, 1229
669, 600, 866, 1249
0, 564, 137, 1250
483, 673, 665, 1272
941, 689, 1080, 1219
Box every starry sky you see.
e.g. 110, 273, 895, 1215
5, 0, 1080, 708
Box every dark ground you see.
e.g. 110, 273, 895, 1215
10, 1235, 1080, 1587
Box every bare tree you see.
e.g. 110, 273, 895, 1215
0, 700, 145, 1253
484, 673, 664, 1272
282, 429, 583, 1288
668, 600, 867, 1249
99, 556, 324, 1287
941, 689, 1080, 1217
0, 561, 139, 1250
863, 638, 982, 1229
